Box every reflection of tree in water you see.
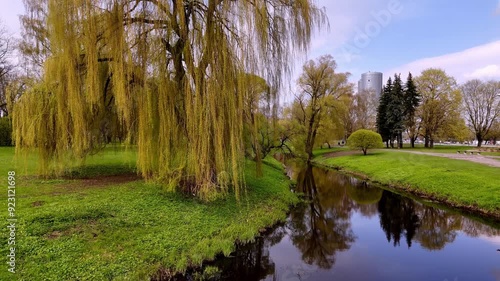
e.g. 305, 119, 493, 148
377, 190, 461, 250
378, 191, 420, 248
346, 178, 382, 218
293, 164, 500, 255
458, 216, 500, 238
289, 165, 355, 269
208, 224, 287, 281
377, 190, 500, 251
414, 207, 461, 250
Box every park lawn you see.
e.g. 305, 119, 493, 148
0, 147, 297, 280
315, 149, 500, 216
312, 146, 350, 157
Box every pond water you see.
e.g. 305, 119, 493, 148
174, 164, 500, 281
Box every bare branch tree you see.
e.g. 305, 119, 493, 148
0, 22, 15, 117
461, 79, 500, 147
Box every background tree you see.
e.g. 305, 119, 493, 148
19, 0, 51, 78
461, 79, 500, 147
0, 22, 15, 117
335, 94, 356, 141
485, 120, 500, 144
403, 73, 420, 148
0, 21, 20, 147
437, 116, 470, 143
386, 74, 405, 148
353, 89, 378, 130
377, 77, 392, 147
347, 129, 383, 155
13, 0, 326, 200
242, 74, 272, 176
314, 108, 344, 149
294, 55, 351, 160
415, 68, 462, 148
242, 74, 292, 176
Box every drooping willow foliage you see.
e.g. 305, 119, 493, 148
13, 0, 326, 199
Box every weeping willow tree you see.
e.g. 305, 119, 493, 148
13, 0, 326, 200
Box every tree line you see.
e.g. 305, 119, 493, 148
1, 0, 326, 201
376, 69, 500, 148
0, 1, 499, 200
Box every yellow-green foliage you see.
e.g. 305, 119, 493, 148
347, 129, 383, 155
13, 0, 325, 199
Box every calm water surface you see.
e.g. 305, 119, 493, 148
179, 164, 500, 281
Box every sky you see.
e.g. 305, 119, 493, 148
307, 0, 500, 87
1, 0, 500, 91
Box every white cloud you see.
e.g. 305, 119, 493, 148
465, 65, 500, 79
385, 40, 500, 83
480, 235, 500, 246
289, 0, 414, 89
308, 0, 413, 62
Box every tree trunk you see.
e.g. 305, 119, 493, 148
424, 136, 429, 148
305, 113, 317, 161
476, 134, 483, 148
430, 138, 434, 148
363, 148, 367, 155
410, 138, 415, 148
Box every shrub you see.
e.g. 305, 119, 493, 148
347, 129, 383, 155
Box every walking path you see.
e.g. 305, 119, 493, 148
393, 150, 500, 168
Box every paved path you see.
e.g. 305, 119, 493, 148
392, 150, 500, 168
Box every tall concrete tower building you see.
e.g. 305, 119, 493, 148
358, 71, 383, 97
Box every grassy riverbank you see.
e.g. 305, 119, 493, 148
0, 147, 297, 280
315, 149, 500, 218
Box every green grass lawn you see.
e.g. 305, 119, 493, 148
0, 147, 297, 280
312, 146, 350, 157
315, 149, 500, 216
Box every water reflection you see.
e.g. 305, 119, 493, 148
174, 164, 500, 281
378, 191, 420, 248
208, 232, 285, 280
290, 165, 355, 269
378, 190, 500, 251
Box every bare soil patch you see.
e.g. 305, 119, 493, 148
31, 200, 45, 207
56, 173, 141, 191
46, 220, 99, 240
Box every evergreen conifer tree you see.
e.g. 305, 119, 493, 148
403, 73, 421, 148
377, 77, 392, 147
386, 74, 405, 148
